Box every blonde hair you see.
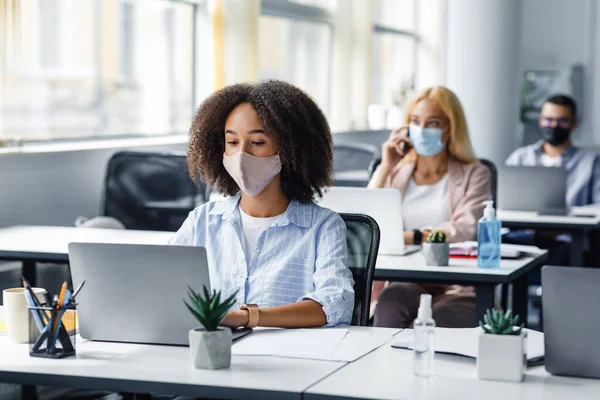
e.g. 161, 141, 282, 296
403, 86, 477, 164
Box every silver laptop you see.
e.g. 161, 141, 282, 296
318, 187, 420, 256
542, 266, 600, 379
69, 243, 221, 346
498, 166, 567, 214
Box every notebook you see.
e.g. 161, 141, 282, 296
391, 327, 544, 367
449, 242, 522, 259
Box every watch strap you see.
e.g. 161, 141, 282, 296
240, 304, 259, 328
413, 229, 423, 246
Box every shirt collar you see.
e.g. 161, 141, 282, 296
532, 139, 577, 159
208, 194, 313, 228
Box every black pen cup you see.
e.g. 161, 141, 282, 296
28, 304, 77, 359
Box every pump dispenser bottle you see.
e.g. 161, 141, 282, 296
477, 200, 502, 269
413, 294, 435, 377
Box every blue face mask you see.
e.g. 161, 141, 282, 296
409, 124, 445, 156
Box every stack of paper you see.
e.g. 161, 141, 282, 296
232, 328, 397, 362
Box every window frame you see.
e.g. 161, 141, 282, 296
259, 0, 335, 115
371, 0, 420, 102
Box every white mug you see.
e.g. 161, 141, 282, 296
3, 287, 46, 343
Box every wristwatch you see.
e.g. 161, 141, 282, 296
413, 229, 423, 246
239, 304, 259, 328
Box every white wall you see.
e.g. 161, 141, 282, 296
520, 0, 599, 144
0, 143, 187, 228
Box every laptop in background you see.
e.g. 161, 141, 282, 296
542, 266, 600, 379
498, 166, 567, 214
69, 243, 251, 346
318, 187, 420, 256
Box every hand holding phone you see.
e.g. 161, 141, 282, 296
381, 126, 412, 170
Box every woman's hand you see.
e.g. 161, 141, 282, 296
404, 229, 433, 245
380, 126, 412, 172
220, 309, 249, 328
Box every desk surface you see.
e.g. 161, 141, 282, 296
0, 225, 173, 262
498, 210, 600, 228
375, 244, 548, 284
0, 339, 344, 400
305, 333, 600, 400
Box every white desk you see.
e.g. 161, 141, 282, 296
0, 225, 173, 286
0, 317, 399, 400
0, 337, 344, 399
305, 332, 600, 400
375, 244, 548, 324
498, 210, 600, 265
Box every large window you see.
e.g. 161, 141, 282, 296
371, 0, 418, 108
259, 0, 334, 114
2, 0, 199, 142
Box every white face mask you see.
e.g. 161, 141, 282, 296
222, 151, 282, 197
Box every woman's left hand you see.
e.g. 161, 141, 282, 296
220, 309, 249, 328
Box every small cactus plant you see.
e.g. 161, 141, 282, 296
427, 230, 447, 243
184, 286, 238, 331
480, 309, 524, 335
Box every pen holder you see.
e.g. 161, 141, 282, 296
28, 304, 77, 359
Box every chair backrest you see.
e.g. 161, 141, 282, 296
339, 213, 380, 326
102, 151, 208, 231
478, 158, 497, 206
369, 157, 498, 206
333, 142, 378, 187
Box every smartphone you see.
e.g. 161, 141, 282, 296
399, 128, 412, 153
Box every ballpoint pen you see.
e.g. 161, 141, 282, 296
71, 280, 86, 300
22, 277, 48, 325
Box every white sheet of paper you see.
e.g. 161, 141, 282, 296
232, 328, 348, 359
391, 327, 544, 361
327, 331, 395, 362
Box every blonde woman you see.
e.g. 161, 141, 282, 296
368, 86, 491, 328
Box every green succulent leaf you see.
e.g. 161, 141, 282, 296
479, 308, 523, 335
184, 285, 239, 331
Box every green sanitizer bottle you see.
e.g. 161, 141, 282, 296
477, 200, 502, 269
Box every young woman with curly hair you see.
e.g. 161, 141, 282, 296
170, 80, 354, 329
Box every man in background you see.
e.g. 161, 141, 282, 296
506, 94, 600, 207
505, 94, 600, 267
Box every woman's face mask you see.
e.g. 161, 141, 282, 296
409, 124, 446, 157
223, 151, 282, 197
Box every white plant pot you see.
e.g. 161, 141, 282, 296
422, 242, 449, 266
477, 330, 527, 382
189, 327, 232, 370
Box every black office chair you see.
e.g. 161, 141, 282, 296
340, 213, 380, 326
102, 151, 209, 231
478, 158, 497, 206
333, 142, 379, 187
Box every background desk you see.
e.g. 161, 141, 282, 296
305, 331, 600, 400
375, 245, 548, 323
0, 226, 173, 286
498, 210, 600, 265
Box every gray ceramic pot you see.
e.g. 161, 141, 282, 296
422, 242, 450, 266
189, 327, 232, 370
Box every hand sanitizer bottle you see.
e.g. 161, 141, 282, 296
413, 294, 435, 377
477, 200, 502, 269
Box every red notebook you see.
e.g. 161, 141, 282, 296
449, 245, 522, 260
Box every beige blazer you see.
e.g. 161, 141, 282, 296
385, 157, 491, 243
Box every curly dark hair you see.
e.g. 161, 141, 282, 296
188, 80, 333, 203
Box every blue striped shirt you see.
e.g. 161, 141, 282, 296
169, 195, 355, 326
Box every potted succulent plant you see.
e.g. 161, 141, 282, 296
422, 230, 449, 266
184, 286, 237, 370
477, 309, 527, 382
